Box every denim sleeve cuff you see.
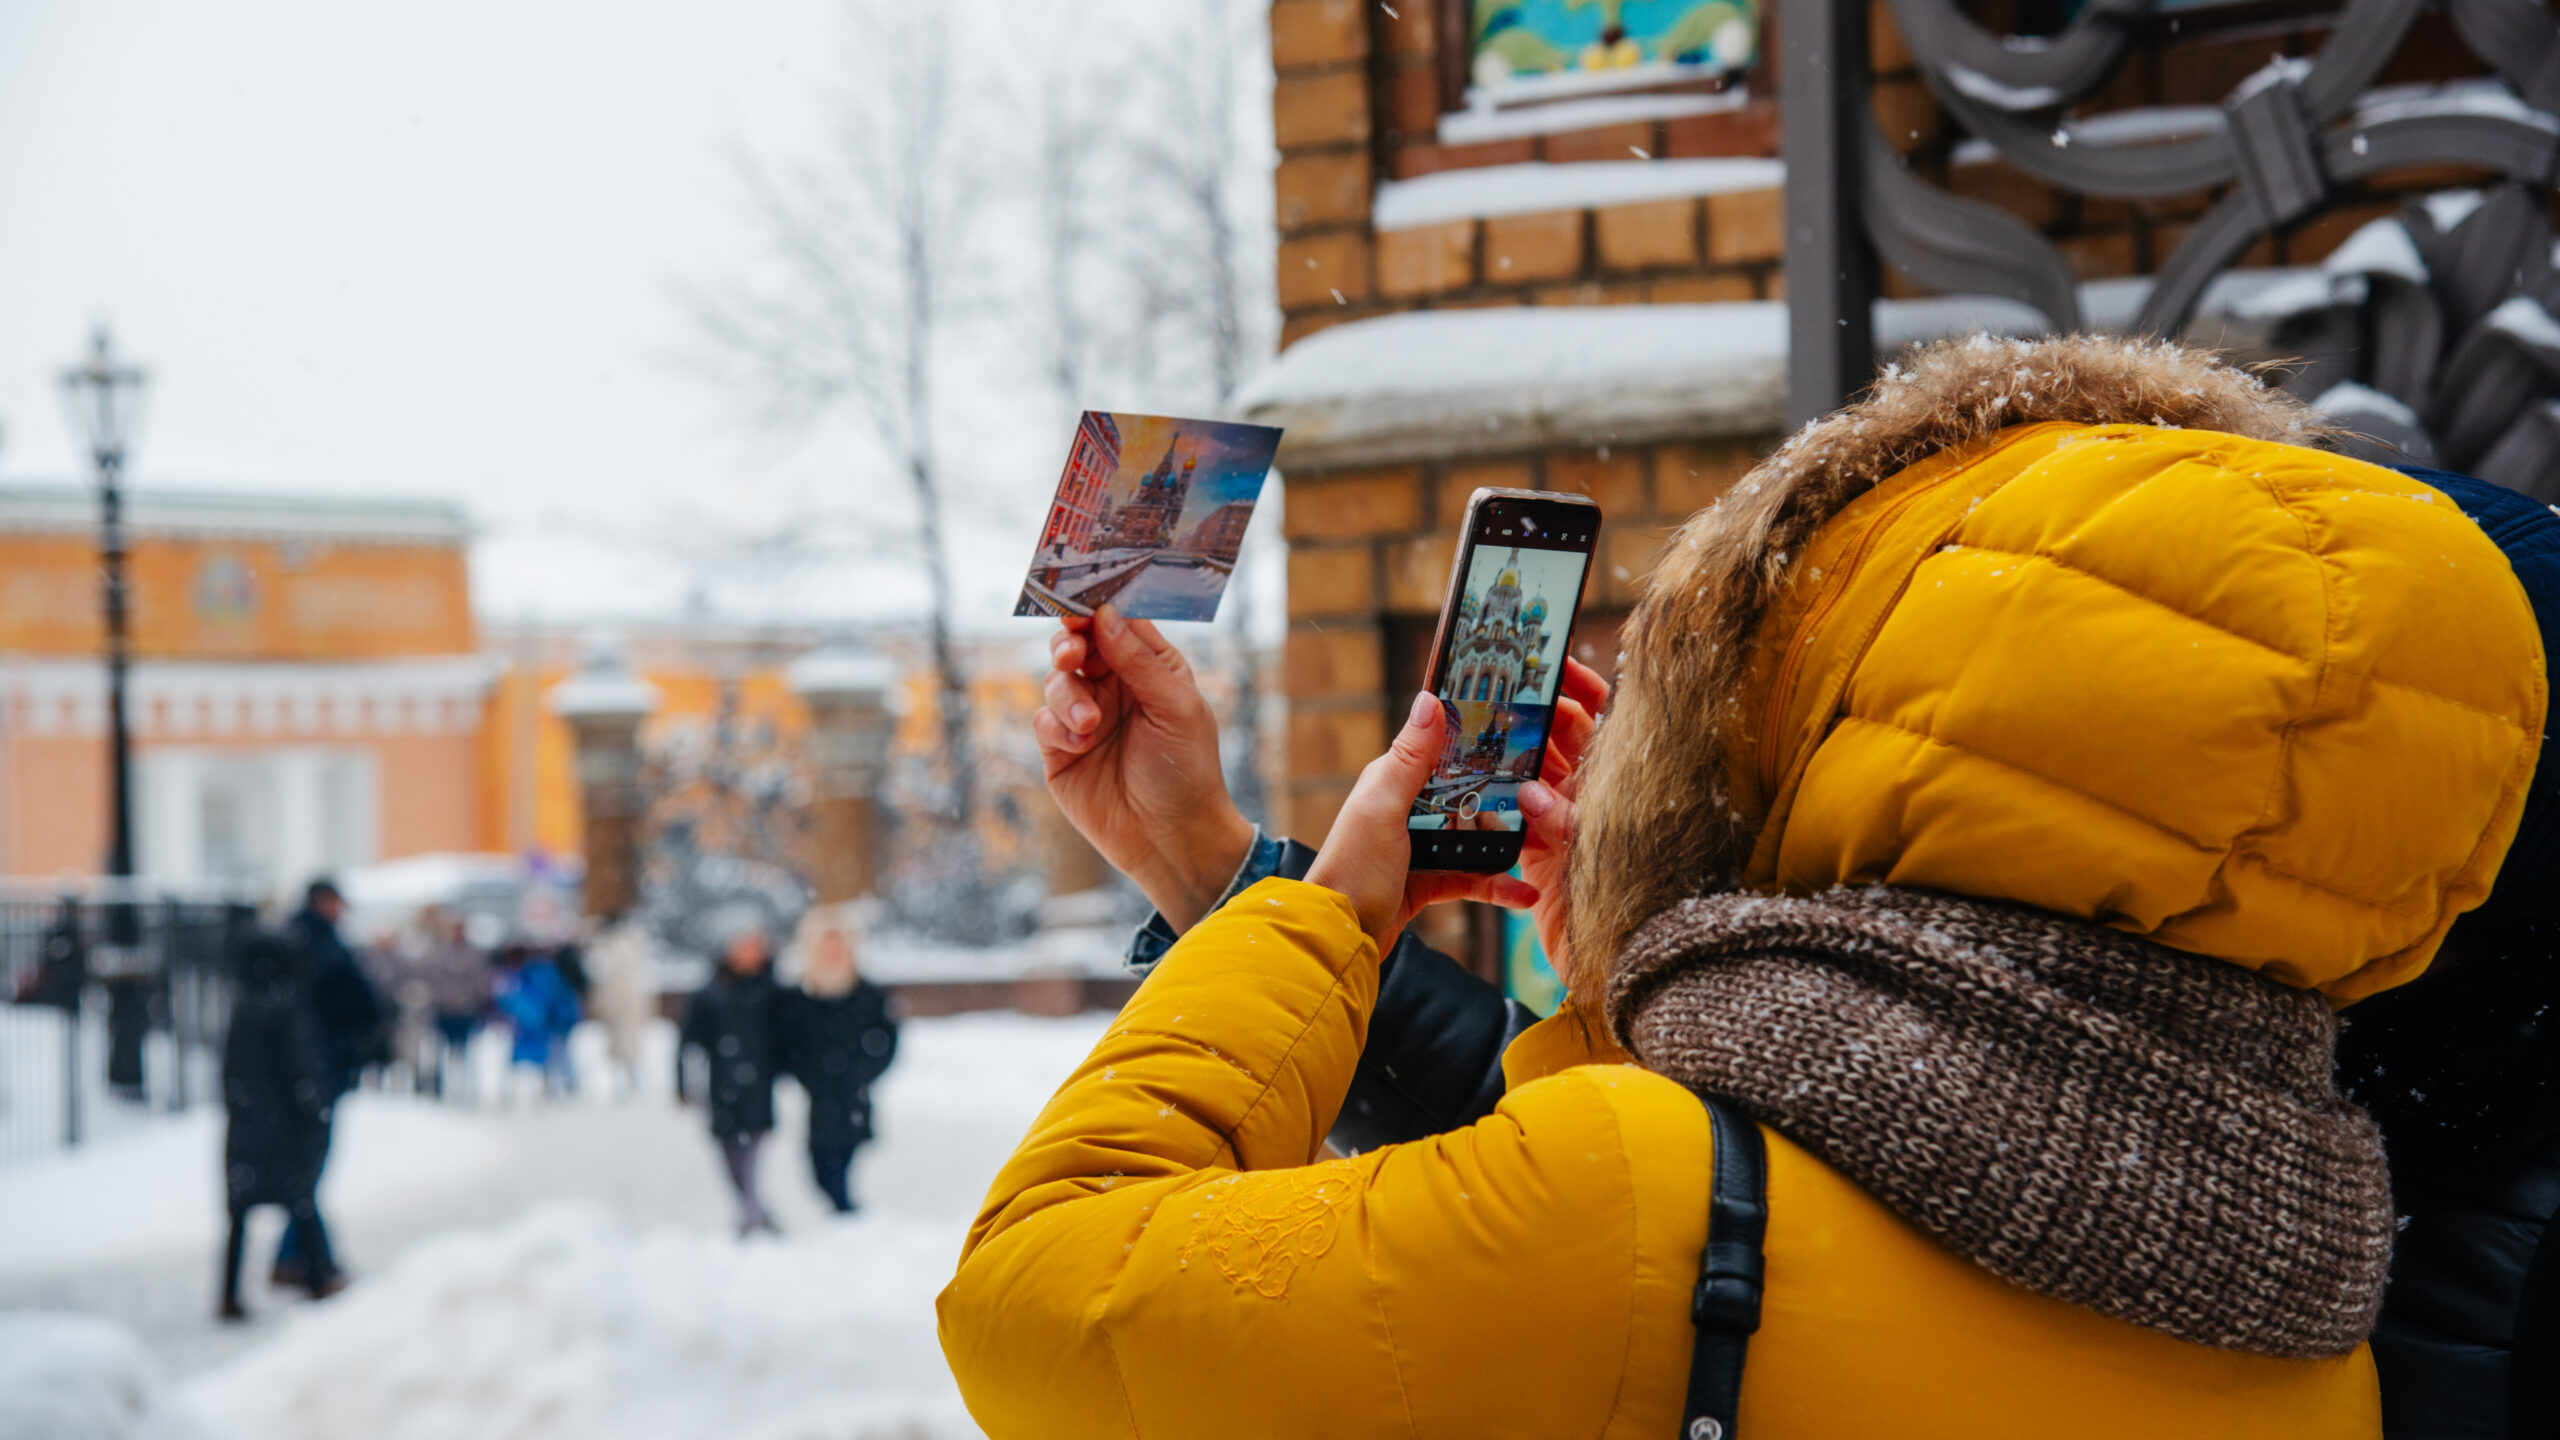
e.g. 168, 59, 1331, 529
1122, 826, 1287, 974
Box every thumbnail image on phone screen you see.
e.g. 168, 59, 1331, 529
1408, 488, 1598, 874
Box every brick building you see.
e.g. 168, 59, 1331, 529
1040, 411, 1124, 556
1236, 0, 2500, 978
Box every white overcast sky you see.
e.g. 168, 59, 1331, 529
0, 0, 1282, 633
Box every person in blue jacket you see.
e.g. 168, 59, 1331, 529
494, 943, 582, 1100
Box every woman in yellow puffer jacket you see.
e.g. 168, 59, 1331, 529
939, 335, 2548, 1438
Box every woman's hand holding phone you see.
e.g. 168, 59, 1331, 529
1308, 691, 1541, 955
1515, 656, 1606, 983
1032, 594, 1605, 970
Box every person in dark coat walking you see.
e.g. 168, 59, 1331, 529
272, 878, 377, 1289
220, 932, 341, 1320
678, 921, 783, 1235
779, 915, 897, 1214
292, 879, 381, 1098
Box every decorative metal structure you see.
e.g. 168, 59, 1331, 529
1787, 0, 2560, 491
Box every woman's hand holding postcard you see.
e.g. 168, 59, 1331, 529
1014, 411, 1282, 622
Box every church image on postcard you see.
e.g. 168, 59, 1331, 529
1014, 411, 1282, 623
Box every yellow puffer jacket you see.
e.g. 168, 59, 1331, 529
941, 424, 2544, 1438
940, 880, 2377, 1438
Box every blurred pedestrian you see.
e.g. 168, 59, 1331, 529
103, 972, 153, 1102
585, 922, 656, 1101
779, 913, 897, 1214
494, 944, 581, 1100
220, 932, 342, 1321
418, 911, 492, 1101
678, 919, 782, 1236
546, 942, 588, 1093
272, 878, 375, 1291
553, 941, 591, 1005
365, 927, 435, 1095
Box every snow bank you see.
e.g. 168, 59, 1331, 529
173, 1012, 1111, 1440
0, 1313, 211, 1440
184, 1203, 979, 1440
0, 1096, 504, 1279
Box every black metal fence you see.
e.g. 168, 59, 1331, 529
1784, 0, 2560, 477
0, 892, 256, 1165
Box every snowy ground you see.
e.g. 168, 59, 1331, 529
0, 1010, 1112, 1440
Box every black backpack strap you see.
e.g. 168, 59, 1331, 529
1682, 1090, 1767, 1440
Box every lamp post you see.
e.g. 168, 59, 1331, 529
59, 325, 149, 889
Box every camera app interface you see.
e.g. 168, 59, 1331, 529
1410, 539, 1589, 832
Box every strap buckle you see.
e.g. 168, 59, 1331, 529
1699, 1255, 1761, 1332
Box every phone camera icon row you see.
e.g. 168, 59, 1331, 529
1416, 835, 1509, 861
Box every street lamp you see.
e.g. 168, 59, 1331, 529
59, 325, 149, 887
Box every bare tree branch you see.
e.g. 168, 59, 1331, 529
688, 0, 1003, 938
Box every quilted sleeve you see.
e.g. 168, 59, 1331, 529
937, 879, 1703, 1440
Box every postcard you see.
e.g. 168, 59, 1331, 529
1013, 411, 1283, 622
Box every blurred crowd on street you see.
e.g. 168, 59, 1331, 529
215, 877, 900, 1323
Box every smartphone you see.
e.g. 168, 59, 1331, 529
1408, 487, 1600, 874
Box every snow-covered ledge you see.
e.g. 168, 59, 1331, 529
1231, 279, 2311, 471
1233, 303, 1789, 469
1374, 159, 1785, 231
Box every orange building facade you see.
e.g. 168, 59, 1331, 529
0, 487, 490, 894
0, 483, 1102, 908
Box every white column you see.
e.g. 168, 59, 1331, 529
273, 749, 326, 898
136, 749, 204, 885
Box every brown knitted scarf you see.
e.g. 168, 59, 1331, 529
1607, 885, 2392, 1358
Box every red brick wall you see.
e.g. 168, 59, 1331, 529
1270, 0, 1825, 349
1279, 439, 1761, 842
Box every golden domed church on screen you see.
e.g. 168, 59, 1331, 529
1445, 551, 1552, 705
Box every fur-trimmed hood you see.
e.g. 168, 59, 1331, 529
1563, 332, 2545, 1012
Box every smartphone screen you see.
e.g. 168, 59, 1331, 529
1409, 489, 1598, 873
